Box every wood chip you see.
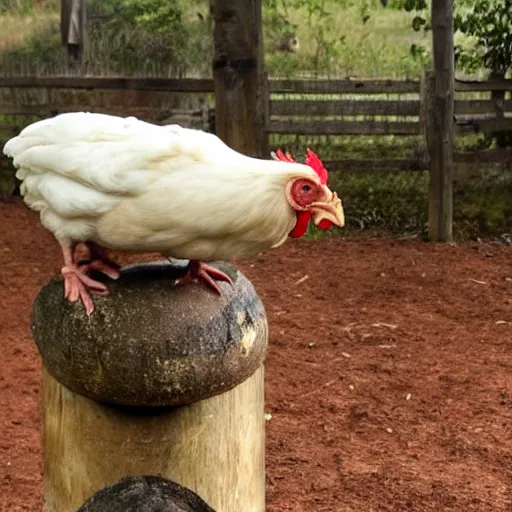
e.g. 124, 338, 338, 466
468, 278, 487, 285
495, 320, 509, 325
264, 413, 272, 422
302, 379, 338, 398
341, 352, 351, 358
406, 393, 412, 401
295, 274, 309, 285
372, 323, 398, 329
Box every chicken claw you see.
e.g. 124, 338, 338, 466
59, 241, 120, 316
177, 260, 233, 295
79, 242, 121, 280
62, 266, 109, 316
78, 259, 121, 280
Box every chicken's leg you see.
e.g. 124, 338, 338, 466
177, 260, 233, 295
60, 242, 113, 316
79, 242, 121, 280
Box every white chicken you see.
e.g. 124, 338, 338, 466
4, 112, 344, 316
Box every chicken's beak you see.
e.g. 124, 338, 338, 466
310, 191, 345, 228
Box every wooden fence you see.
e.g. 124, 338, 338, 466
1, 75, 511, 190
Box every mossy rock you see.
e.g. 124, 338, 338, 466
32, 261, 268, 407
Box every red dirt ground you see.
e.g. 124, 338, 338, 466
1, 197, 511, 512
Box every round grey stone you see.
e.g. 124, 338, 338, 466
32, 261, 268, 407
77, 475, 215, 512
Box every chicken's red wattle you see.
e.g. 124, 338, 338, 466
317, 219, 332, 230
289, 211, 311, 238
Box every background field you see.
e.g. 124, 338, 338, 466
0, 0, 510, 239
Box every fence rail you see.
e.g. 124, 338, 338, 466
1, 75, 510, 92
0, 76, 214, 92
271, 99, 421, 117
1, 75, 511, 178
269, 79, 421, 94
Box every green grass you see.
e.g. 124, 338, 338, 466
0, 6, 57, 54
266, 2, 430, 79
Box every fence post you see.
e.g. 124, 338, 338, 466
211, 0, 269, 158
490, 71, 506, 148
60, 0, 87, 69
419, 72, 430, 169
33, 262, 267, 512
428, 0, 455, 242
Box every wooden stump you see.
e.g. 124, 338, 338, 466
32, 262, 268, 512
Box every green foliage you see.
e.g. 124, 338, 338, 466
91, 0, 184, 35
454, 0, 512, 75
264, 0, 384, 77
1, 0, 428, 78
84, 0, 210, 75
0, 0, 37, 14
390, 0, 512, 77
0, 0, 212, 76
0, 0, 58, 14
332, 171, 429, 234
265, 0, 347, 73
453, 169, 512, 238
313, 1, 425, 77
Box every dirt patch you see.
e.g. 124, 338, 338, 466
1, 198, 511, 511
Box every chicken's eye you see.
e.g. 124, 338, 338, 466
302, 184, 312, 192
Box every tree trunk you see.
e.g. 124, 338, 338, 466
211, 0, 269, 158
428, 0, 454, 242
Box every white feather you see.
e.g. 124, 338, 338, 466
4, 112, 317, 260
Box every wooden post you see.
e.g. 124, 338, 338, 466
490, 71, 506, 148
32, 262, 267, 512
211, 0, 269, 158
419, 72, 430, 170
428, 0, 455, 242
60, 0, 87, 69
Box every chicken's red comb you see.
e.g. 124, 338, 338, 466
305, 148, 328, 185
274, 148, 297, 163
273, 148, 328, 184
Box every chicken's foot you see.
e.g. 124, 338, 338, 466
60, 242, 118, 316
79, 242, 121, 280
177, 260, 233, 295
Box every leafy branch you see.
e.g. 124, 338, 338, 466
389, 0, 512, 76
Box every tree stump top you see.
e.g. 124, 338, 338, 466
32, 262, 267, 407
